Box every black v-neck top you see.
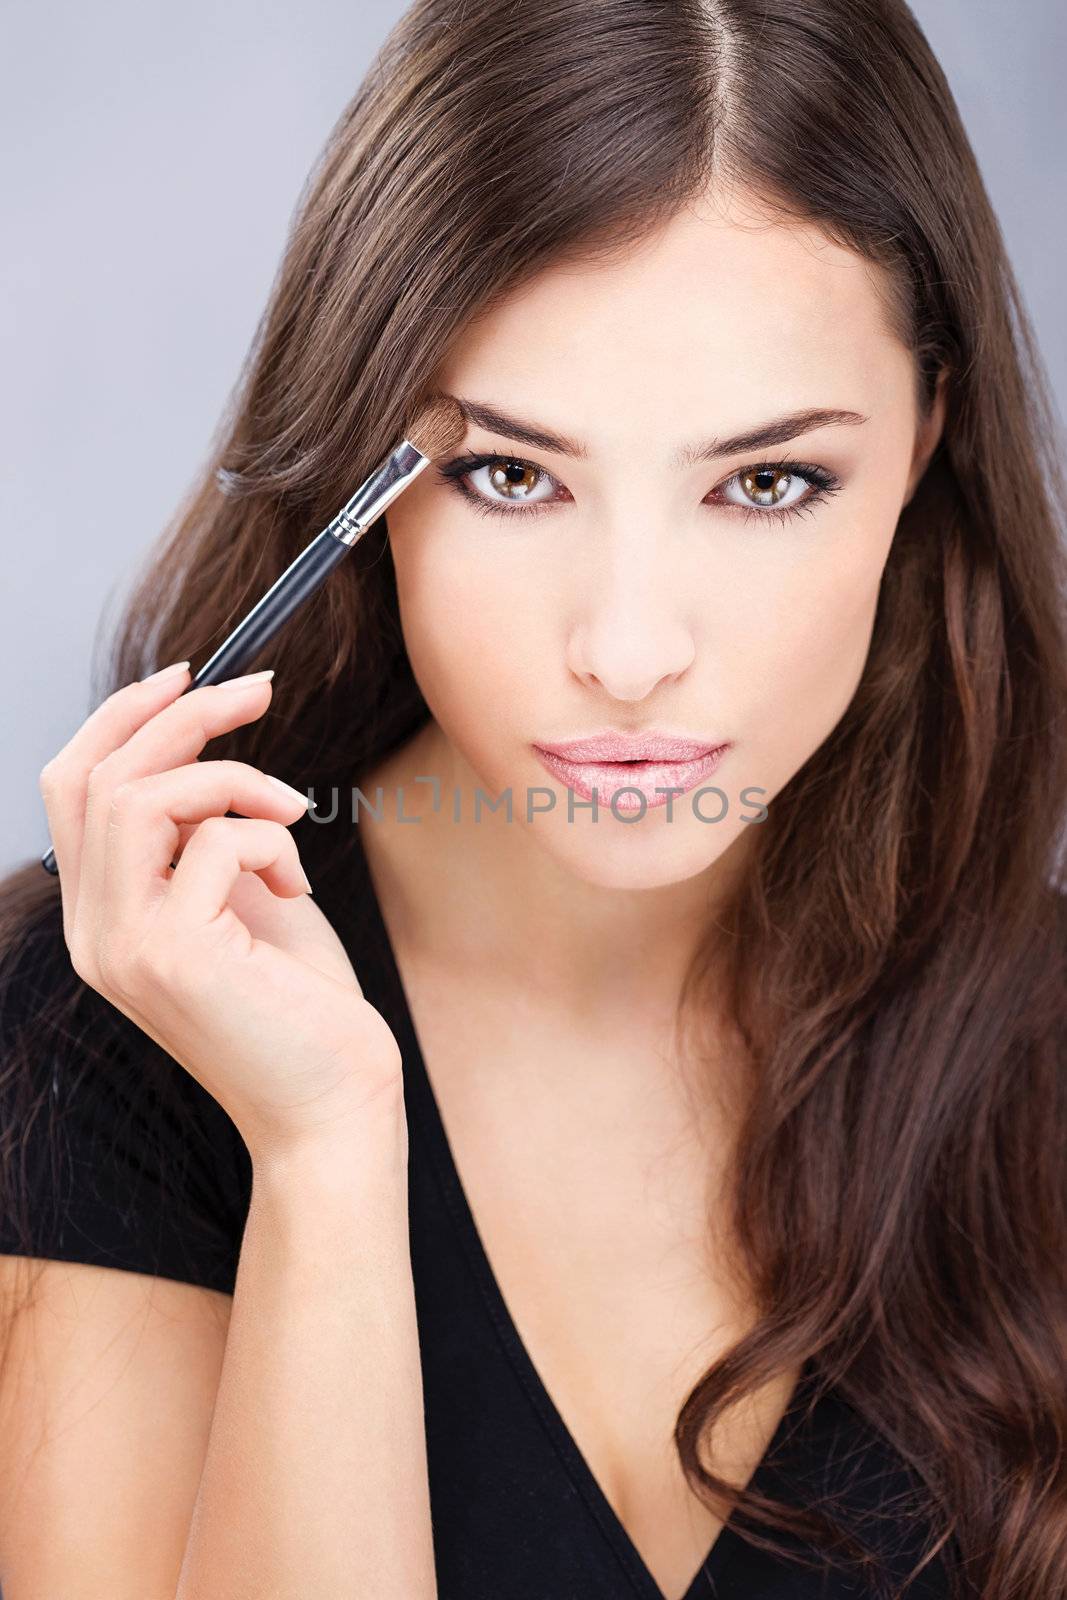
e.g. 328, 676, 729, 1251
324, 825, 956, 1600
0, 820, 959, 1599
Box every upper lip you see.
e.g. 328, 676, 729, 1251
533, 730, 730, 762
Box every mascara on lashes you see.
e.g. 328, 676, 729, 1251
435, 451, 843, 526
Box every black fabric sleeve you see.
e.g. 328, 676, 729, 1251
0, 900, 251, 1296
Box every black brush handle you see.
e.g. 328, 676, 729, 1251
40, 529, 351, 876
188, 528, 352, 688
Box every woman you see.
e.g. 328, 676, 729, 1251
0, 1, 1063, 1596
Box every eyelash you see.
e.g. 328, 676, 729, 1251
435, 451, 844, 528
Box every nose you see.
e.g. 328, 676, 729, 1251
565, 524, 697, 702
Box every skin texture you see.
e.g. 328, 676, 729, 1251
364, 183, 947, 1015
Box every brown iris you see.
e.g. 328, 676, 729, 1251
741, 466, 794, 507
488, 461, 541, 499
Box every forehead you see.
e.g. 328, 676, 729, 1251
438, 187, 908, 442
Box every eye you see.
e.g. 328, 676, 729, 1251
707, 459, 843, 526
435, 452, 565, 518
435, 450, 843, 526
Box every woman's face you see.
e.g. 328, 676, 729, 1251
383, 185, 945, 890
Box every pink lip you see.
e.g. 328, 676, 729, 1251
535, 730, 727, 762
532, 732, 732, 812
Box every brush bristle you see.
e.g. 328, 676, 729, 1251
407, 394, 467, 460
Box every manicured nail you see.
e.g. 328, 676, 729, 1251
216, 669, 275, 690
297, 866, 314, 896
142, 660, 190, 684
266, 774, 313, 809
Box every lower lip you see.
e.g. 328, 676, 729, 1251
531, 745, 731, 811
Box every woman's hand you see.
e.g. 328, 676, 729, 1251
38, 662, 404, 1165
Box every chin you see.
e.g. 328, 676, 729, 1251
528, 807, 742, 893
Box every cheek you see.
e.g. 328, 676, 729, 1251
725, 515, 894, 783
390, 524, 549, 743
755, 553, 880, 697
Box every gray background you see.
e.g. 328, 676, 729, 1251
2, 0, 1064, 878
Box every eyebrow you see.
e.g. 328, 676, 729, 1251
450, 395, 869, 466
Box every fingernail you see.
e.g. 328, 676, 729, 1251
142, 660, 190, 684
216, 669, 275, 690
266, 774, 313, 809
298, 867, 314, 896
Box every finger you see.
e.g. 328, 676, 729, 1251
155, 815, 310, 944
91, 672, 277, 790
87, 760, 312, 951
78, 673, 277, 928
39, 661, 191, 933
83, 673, 277, 830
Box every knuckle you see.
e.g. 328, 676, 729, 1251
260, 818, 294, 856
107, 777, 142, 817
216, 757, 254, 781
194, 813, 232, 847
84, 758, 114, 804
211, 757, 267, 795
38, 758, 61, 798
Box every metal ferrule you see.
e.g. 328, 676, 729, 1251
324, 439, 429, 546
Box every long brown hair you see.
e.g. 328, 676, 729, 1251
2, 2, 1064, 1594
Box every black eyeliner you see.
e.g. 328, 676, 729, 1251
436, 450, 526, 480
435, 449, 843, 523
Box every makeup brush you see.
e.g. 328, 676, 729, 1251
40, 395, 466, 876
